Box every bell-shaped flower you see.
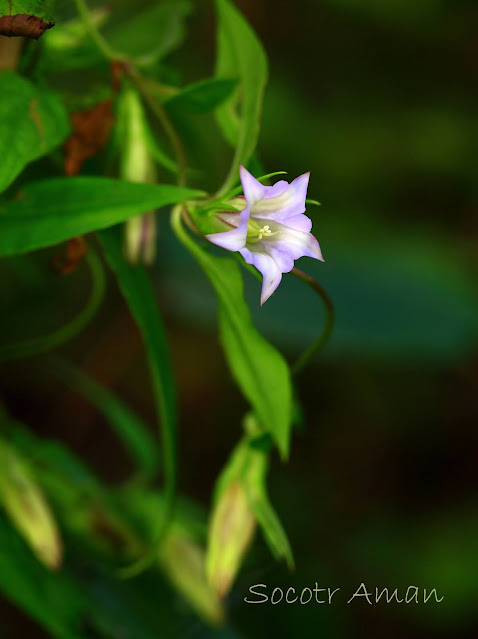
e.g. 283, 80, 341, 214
206, 166, 323, 304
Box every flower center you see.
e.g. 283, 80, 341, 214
246, 220, 278, 243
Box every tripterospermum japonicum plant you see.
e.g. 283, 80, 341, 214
0, 0, 334, 633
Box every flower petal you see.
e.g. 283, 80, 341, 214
239, 165, 268, 208
263, 180, 289, 198
240, 247, 283, 305
251, 172, 310, 221
256, 217, 323, 262
206, 206, 250, 251
264, 246, 295, 273
281, 213, 312, 233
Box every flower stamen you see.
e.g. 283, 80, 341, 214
247, 222, 278, 243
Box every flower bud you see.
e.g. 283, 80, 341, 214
195, 197, 247, 237
0, 442, 62, 570
206, 480, 256, 599
117, 86, 157, 264
159, 530, 225, 626
124, 211, 157, 265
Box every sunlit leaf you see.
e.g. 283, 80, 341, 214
0, 178, 203, 256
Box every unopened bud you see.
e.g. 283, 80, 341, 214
206, 480, 256, 598
117, 86, 157, 264
160, 530, 224, 626
0, 442, 62, 570
124, 211, 157, 265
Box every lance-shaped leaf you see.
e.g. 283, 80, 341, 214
214, 0, 268, 194
0, 178, 203, 257
0, 70, 69, 194
98, 226, 177, 542
165, 77, 238, 115
108, 0, 191, 65
172, 209, 293, 458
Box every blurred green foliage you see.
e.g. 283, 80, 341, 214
0, 0, 477, 638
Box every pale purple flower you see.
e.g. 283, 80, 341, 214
206, 166, 324, 304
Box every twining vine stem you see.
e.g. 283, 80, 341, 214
73, 0, 187, 189
291, 267, 335, 376
0, 250, 106, 363
73, 0, 122, 62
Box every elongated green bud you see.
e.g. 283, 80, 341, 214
117, 86, 157, 264
159, 530, 225, 626
206, 480, 256, 598
0, 442, 62, 570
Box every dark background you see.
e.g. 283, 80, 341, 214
1, 0, 478, 637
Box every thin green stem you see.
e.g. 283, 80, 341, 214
291, 267, 334, 376
73, 0, 123, 61
127, 68, 187, 188
0, 250, 106, 363
74, 0, 187, 190
217, 128, 242, 198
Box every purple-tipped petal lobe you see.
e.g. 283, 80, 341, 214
239, 165, 268, 208
251, 172, 310, 220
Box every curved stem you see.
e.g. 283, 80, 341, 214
73, 0, 123, 61
291, 267, 334, 376
74, 0, 187, 190
0, 250, 106, 363
126, 68, 187, 188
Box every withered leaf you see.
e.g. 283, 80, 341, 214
51, 236, 88, 276
0, 14, 54, 40
63, 98, 115, 177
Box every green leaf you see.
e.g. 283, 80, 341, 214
172, 209, 292, 458
0, 70, 69, 194
50, 360, 159, 477
108, 1, 192, 66
246, 479, 294, 569
0, 178, 203, 257
98, 226, 177, 540
165, 78, 238, 114
214, 0, 268, 194
0, 1, 54, 20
